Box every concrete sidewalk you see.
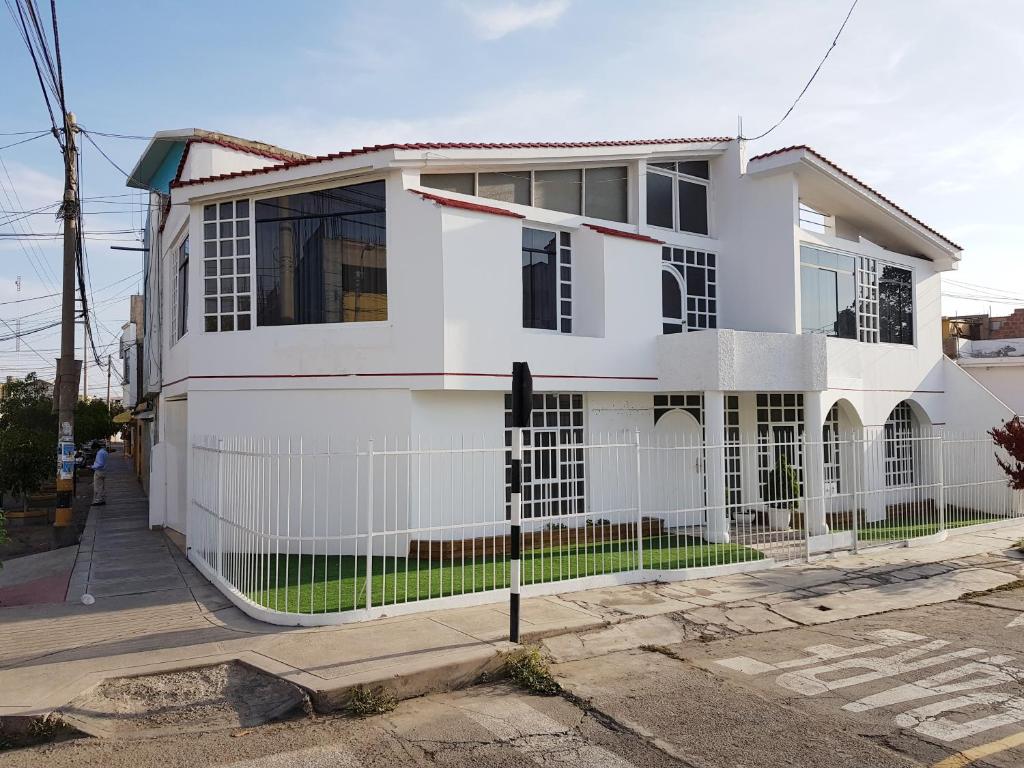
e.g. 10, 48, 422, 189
2, 455, 1023, 722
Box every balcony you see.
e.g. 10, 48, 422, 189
656, 329, 827, 392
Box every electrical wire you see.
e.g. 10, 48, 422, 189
0, 131, 50, 151
740, 0, 859, 142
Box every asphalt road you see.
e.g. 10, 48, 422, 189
5, 589, 1024, 767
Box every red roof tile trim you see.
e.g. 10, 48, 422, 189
583, 223, 664, 245
171, 137, 732, 190
749, 145, 961, 251
170, 137, 295, 190
412, 190, 525, 219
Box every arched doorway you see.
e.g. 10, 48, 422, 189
647, 406, 705, 529
661, 265, 685, 334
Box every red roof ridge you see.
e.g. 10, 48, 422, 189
583, 223, 664, 245
748, 145, 961, 251
412, 189, 525, 219
171, 137, 732, 190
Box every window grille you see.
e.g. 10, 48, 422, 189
203, 199, 252, 332
504, 393, 585, 518
884, 401, 916, 487
662, 247, 717, 331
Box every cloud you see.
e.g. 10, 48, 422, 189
458, 0, 570, 40
235, 86, 589, 156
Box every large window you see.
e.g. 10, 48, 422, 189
800, 246, 914, 346
879, 265, 913, 345
800, 245, 856, 338
522, 228, 571, 333
421, 166, 628, 223
646, 159, 709, 235
255, 180, 387, 327
661, 247, 717, 333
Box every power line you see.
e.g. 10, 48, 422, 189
740, 0, 859, 142
80, 130, 133, 179
0, 131, 50, 151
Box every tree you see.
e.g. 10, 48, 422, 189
0, 373, 55, 511
74, 398, 118, 447
990, 416, 1024, 490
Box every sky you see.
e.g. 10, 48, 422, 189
2, 0, 1022, 394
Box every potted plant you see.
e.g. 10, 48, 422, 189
763, 455, 800, 531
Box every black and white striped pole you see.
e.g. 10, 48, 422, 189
509, 361, 532, 643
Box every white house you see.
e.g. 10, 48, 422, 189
125, 131, 1014, 569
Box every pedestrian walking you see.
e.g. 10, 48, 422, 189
91, 444, 109, 506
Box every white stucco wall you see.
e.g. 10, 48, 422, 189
957, 364, 1024, 416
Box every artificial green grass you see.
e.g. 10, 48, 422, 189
855, 515, 1004, 542
242, 534, 763, 614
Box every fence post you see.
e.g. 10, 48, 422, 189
365, 437, 375, 611
634, 428, 644, 571
936, 429, 946, 532
216, 437, 225, 577
509, 427, 523, 643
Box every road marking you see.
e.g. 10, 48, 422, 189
715, 629, 1024, 745
845, 656, 1017, 712
931, 730, 1024, 767
1007, 613, 1024, 628
457, 695, 638, 767
716, 629, 926, 675
222, 746, 360, 767
895, 692, 1024, 741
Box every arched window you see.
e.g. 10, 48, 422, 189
884, 401, 917, 487
662, 266, 684, 334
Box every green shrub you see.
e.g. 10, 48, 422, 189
349, 685, 397, 716
504, 647, 560, 696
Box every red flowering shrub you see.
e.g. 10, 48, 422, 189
989, 416, 1024, 491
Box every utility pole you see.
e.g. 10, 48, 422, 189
54, 111, 80, 544
82, 321, 87, 400
106, 354, 111, 408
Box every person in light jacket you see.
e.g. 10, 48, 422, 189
91, 445, 108, 506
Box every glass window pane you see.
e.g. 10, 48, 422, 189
237, 314, 251, 331
204, 316, 218, 332
478, 171, 530, 205
662, 269, 682, 323
837, 271, 857, 339
650, 161, 675, 171
534, 169, 582, 214
677, 160, 709, 179
204, 261, 216, 277
420, 173, 474, 195
879, 265, 913, 344
678, 179, 708, 235
646, 172, 673, 228
203, 204, 216, 221
235, 200, 249, 219
255, 180, 387, 326
219, 202, 233, 220
801, 265, 821, 334
584, 166, 627, 222
522, 228, 557, 330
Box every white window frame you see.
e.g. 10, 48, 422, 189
799, 243, 917, 348
168, 234, 188, 346
645, 160, 712, 236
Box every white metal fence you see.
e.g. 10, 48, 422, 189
188, 429, 1024, 625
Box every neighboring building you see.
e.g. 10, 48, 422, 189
119, 294, 151, 484
125, 132, 1011, 541
944, 310, 1024, 415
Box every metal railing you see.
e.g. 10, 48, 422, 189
188, 428, 1024, 625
